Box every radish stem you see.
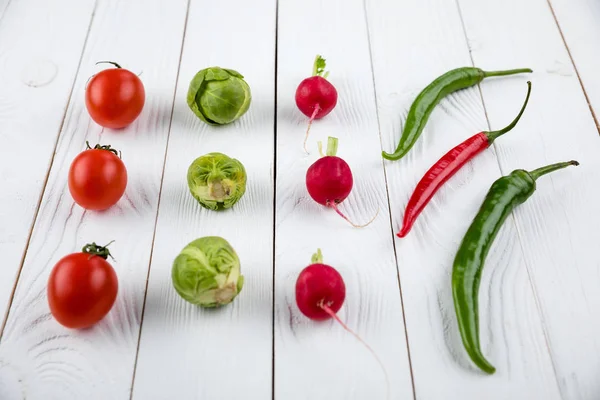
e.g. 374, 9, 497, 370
325, 136, 338, 157
311, 249, 324, 264
329, 202, 379, 228
303, 104, 321, 154
319, 301, 390, 400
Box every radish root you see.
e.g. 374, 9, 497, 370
303, 104, 321, 154
319, 301, 390, 400
329, 202, 379, 228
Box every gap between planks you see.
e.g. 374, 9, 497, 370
127, 0, 192, 397
0, 0, 99, 341
361, 0, 418, 398
453, 0, 563, 393
545, 0, 600, 135
271, 0, 279, 399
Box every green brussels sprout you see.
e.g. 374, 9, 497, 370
187, 152, 247, 210
172, 236, 244, 307
187, 67, 252, 125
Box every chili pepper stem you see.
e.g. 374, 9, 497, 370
328, 202, 379, 228
303, 104, 321, 154
482, 68, 532, 77
318, 302, 390, 400
529, 160, 579, 181
486, 81, 532, 142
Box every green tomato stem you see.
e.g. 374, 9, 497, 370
86, 141, 121, 158
82, 240, 115, 260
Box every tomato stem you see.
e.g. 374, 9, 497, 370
82, 241, 115, 260
96, 61, 122, 69
86, 141, 122, 158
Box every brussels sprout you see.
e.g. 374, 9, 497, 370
187, 152, 247, 210
187, 67, 252, 125
172, 236, 244, 307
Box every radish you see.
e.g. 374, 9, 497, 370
306, 136, 378, 228
295, 55, 338, 153
295, 249, 389, 399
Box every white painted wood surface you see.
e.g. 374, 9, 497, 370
275, 0, 413, 398
0, 0, 189, 398
0, 0, 599, 399
366, 0, 561, 398
131, 0, 276, 398
0, 0, 94, 330
459, 0, 600, 398
549, 0, 600, 131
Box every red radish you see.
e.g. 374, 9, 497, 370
296, 249, 346, 320
295, 55, 338, 153
306, 136, 378, 228
295, 249, 390, 399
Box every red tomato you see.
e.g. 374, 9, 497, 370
85, 62, 145, 129
68, 144, 127, 210
47, 244, 118, 329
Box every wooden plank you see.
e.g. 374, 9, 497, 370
0, 0, 189, 398
0, 0, 12, 21
274, 0, 414, 398
0, 0, 94, 329
458, 0, 600, 398
130, 0, 275, 398
548, 0, 600, 131
365, 0, 562, 398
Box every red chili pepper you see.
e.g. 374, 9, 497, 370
397, 81, 532, 238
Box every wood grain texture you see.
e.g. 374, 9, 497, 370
366, 0, 561, 398
0, 0, 12, 21
548, 0, 600, 131
130, 0, 275, 398
0, 0, 94, 331
0, 0, 189, 398
274, 0, 414, 398
458, 0, 600, 398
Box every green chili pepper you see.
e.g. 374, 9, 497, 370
382, 67, 532, 161
452, 160, 579, 374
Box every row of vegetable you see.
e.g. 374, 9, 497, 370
45, 57, 577, 383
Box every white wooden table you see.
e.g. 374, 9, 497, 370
1, 0, 599, 398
